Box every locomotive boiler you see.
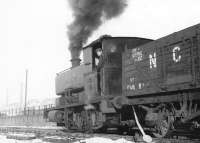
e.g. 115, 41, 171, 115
47, 24, 200, 138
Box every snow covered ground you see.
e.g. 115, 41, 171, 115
0, 135, 49, 143
0, 134, 135, 143
0, 125, 62, 129
74, 137, 134, 143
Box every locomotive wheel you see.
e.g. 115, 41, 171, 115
152, 106, 173, 138
153, 118, 171, 138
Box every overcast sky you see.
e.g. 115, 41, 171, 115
0, 0, 200, 108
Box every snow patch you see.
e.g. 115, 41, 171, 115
0, 135, 49, 143
0, 125, 63, 129
74, 137, 134, 143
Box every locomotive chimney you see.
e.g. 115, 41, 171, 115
71, 58, 81, 68
70, 46, 81, 68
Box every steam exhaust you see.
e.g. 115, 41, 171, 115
67, 0, 127, 67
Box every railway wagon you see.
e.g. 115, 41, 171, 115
115, 23, 200, 137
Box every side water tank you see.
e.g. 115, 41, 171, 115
55, 64, 92, 95
48, 110, 64, 123
55, 96, 66, 107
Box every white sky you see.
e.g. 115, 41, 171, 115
0, 0, 200, 108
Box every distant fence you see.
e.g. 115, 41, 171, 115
0, 104, 56, 127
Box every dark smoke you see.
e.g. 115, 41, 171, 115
67, 0, 127, 59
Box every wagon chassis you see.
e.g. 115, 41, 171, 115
117, 89, 200, 138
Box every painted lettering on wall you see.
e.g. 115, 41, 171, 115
173, 46, 181, 62
138, 82, 145, 89
127, 83, 145, 90
132, 48, 143, 62
149, 52, 157, 69
131, 45, 182, 71
127, 76, 145, 91
127, 76, 136, 90
130, 77, 135, 82
127, 45, 183, 91
127, 84, 136, 90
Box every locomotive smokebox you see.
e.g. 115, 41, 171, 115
71, 58, 81, 68
48, 110, 64, 123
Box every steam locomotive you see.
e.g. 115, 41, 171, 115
47, 24, 200, 138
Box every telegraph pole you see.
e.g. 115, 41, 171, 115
20, 83, 23, 109
24, 69, 28, 114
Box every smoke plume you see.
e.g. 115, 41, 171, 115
67, 0, 127, 59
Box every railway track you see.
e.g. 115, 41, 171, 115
0, 126, 199, 143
